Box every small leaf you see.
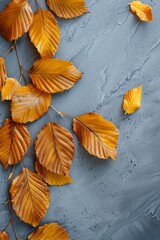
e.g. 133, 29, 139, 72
0, 0, 33, 41
129, 1, 153, 22
73, 113, 119, 160
10, 168, 50, 227
35, 160, 73, 186
11, 84, 51, 123
0, 57, 7, 91
28, 222, 69, 240
29, 58, 82, 93
2, 78, 20, 101
0, 231, 10, 240
29, 10, 60, 58
0, 118, 30, 169
123, 85, 142, 114
35, 122, 74, 175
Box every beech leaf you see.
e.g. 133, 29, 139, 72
129, 1, 153, 22
2, 78, 20, 101
0, 231, 10, 240
0, 57, 7, 91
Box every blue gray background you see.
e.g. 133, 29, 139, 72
0, 0, 160, 239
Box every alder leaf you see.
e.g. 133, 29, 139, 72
35, 122, 74, 175
0, 118, 30, 169
0, 231, 10, 240
73, 112, 119, 160
2, 78, 20, 101
129, 1, 153, 22
47, 0, 88, 19
28, 222, 69, 240
10, 168, 50, 227
29, 10, 60, 58
123, 85, 142, 114
11, 84, 51, 123
0, 0, 33, 41
29, 58, 82, 93
0, 57, 7, 91
35, 160, 73, 186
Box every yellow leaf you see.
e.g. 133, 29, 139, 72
47, 0, 88, 19
129, 1, 153, 22
0, 118, 30, 169
29, 58, 82, 93
123, 85, 142, 114
0, 57, 7, 91
35, 122, 74, 175
73, 113, 119, 160
0, 231, 10, 240
29, 10, 60, 58
10, 168, 50, 227
11, 84, 51, 123
2, 78, 20, 101
35, 160, 73, 186
28, 222, 69, 240
0, 0, 33, 41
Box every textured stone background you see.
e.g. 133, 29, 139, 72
0, 0, 160, 239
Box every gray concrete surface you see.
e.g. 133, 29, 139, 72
0, 0, 160, 239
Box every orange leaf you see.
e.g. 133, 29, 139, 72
123, 85, 142, 114
73, 113, 119, 160
11, 84, 51, 123
28, 222, 69, 240
0, 118, 30, 169
35, 122, 74, 175
10, 168, 50, 227
29, 58, 82, 93
0, 57, 7, 91
0, 0, 33, 41
2, 78, 20, 101
0, 231, 10, 240
129, 1, 153, 22
47, 0, 88, 19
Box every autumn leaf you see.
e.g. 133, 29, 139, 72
10, 168, 50, 227
129, 1, 153, 22
123, 85, 142, 114
35, 160, 73, 186
29, 10, 60, 58
35, 122, 74, 175
47, 0, 88, 19
29, 58, 82, 93
28, 222, 69, 240
0, 118, 30, 169
11, 84, 51, 123
0, 57, 7, 91
2, 78, 20, 101
73, 113, 119, 160
0, 231, 10, 240
0, 0, 33, 41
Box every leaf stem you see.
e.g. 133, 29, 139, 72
3, 42, 15, 58
50, 105, 73, 118
35, 0, 42, 10
0, 219, 11, 233
8, 200, 20, 240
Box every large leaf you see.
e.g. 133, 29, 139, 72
28, 223, 69, 240
35, 122, 74, 175
0, 118, 30, 169
10, 168, 50, 227
2, 78, 20, 101
129, 1, 153, 22
0, 0, 33, 41
29, 10, 60, 58
73, 113, 119, 160
0, 231, 10, 240
29, 58, 82, 93
11, 84, 51, 123
0, 57, 7, 91
47, 0, 88, 19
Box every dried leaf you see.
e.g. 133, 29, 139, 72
35, 160, 73, 186
0, 118, 30, 169
10, 168, 50, 227
0, 0, 33, 41
123, 85, 142, 114
29, 10, 60, 58
28, 222, 69, 240
47, 0, 88, 19
35, 122, 74, 175
73, 112, 119, 160
129, 1, 153, 22
0, 231, 10, 240
11, 84, 51, 123
29, 58, 82, 93
2, 78, 20, 101
0, 57, 7, 91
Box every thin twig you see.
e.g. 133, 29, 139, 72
8, 200, 20, 240
3, 42, 15, 58
0, 219, 11, 233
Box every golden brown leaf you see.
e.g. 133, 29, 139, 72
35, 160, 73, 186
11, 84, 51, 123
73, 113, 119, 160
29, 58, 82, 93
0, 231, 10, 240
129, 1, 153, 22
28, 222, 69, 240
0, 118, 30, 169
47, 0, 88, 19
35, 122, 74, 175
0, 0, 33, 41
2, 78, 20, 101
123, 85, 142, 114
0, 57, 7, 91
10, 168, 50, 227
